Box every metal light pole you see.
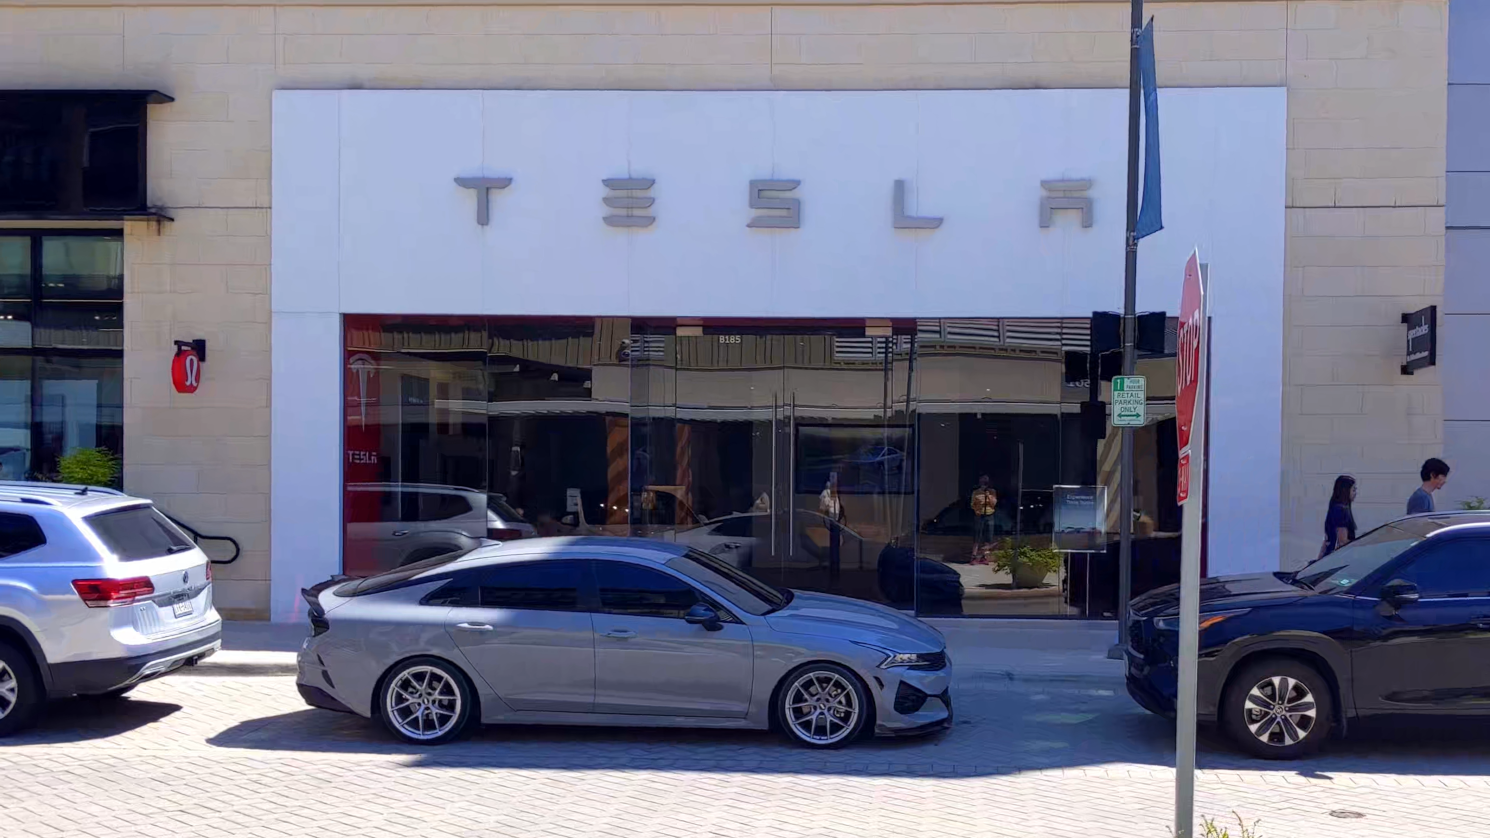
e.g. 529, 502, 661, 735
1116, 0, 1143, 639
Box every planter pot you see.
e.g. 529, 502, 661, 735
1011, 562, 1050, 589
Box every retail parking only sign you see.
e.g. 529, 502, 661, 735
1111, 375, 1146, 427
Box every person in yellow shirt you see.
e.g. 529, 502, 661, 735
970, 475, 998, 563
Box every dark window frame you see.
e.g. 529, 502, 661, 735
0, 90, 168, 218
0, 229, 123, 482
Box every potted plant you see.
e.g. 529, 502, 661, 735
991, 539, 1064, 589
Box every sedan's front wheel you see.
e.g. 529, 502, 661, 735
379, 658, 474, 745
1221, 657, 1333, 760
778, 663, 869, 749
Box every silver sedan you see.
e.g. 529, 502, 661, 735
296, 537, 952, 748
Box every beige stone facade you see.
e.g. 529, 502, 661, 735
0, 0, 1446, 617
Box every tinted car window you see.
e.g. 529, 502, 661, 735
85, 505, 193, 560
0, 512, 46, 558
478, 561, 583, 611
595, 561, 699, 618
487, 494, 526, 523
669, 549, 787, 616
1296, 523, 1425, 592
1396, 538, 1490, 598
711, 516, 753, 538
418, 492, 472, 522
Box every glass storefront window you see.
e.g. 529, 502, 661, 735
0, 238, 31, 349
0, 233, 123, 481
0, 356, 31, 480
342, 315, 1182, 618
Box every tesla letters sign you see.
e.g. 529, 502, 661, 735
456, 175, 1082, 230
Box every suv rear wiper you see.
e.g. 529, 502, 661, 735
166, 544, 195, 554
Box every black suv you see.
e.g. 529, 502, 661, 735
1126, 511, 1490, 759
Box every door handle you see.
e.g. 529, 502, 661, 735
455, 622, 493, 632
603, 629, 637, 639
391, 530, 410, 537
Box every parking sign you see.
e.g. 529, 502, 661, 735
1111, 375, 1147, 427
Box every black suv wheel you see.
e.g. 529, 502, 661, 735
0, 641, 44, 737
1221, 657, 1333, 760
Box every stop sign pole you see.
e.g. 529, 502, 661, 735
1173, 250, 1208, 838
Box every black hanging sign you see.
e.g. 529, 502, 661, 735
1401, 305, 1437, 375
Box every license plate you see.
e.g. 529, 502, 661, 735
173, 600, 194, 618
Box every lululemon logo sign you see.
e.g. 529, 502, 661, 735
172, 344, 202, 394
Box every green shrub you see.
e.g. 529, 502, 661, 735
990, 539, 1064, 576
57, 447, 119, 488
1461, 496, 1488, 511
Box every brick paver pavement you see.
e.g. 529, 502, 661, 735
3, 670, 1489, 838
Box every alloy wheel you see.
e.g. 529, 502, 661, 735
386, 666, 463, 741
785, 670, 860, 745
0, 662, 15, 720
1243, 675, 1317, 747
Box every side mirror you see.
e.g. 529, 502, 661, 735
1380, 579, 1421, 607
684, 603, 723, 632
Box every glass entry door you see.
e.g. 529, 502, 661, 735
628, 324, 913, 606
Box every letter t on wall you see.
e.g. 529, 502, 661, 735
455, 176, 513, 226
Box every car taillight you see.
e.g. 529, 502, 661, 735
72, 577, 155, 607
205, 563, 212, 582
488, 528, 523, 541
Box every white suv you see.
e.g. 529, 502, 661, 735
0, 483, 221, 736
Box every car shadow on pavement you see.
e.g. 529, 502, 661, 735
1, 695, 181, 745
202, 681, 1490, 779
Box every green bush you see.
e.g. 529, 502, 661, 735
57, 447, 120, 488
990, 539, 1064, 577
1461, 496, 1488, 511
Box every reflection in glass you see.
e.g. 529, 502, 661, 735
0, 234, 124, 482
0, 238, 29, 349
41, 236, 123, 299
33, 355, 122, 479
0, 356, 31, 479
340, 315, 1182, 617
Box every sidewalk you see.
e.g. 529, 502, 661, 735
202, 618, 1125, 682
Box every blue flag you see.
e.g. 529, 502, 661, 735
1136, 18, 1163, 240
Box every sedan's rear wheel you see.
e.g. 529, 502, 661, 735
379, 658, 473, 745
1222, 657, 1333, 760
779, 663, 868, 749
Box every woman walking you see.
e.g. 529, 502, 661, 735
1321, 475, 1357, 558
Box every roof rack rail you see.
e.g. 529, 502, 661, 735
0, 495, 57, 506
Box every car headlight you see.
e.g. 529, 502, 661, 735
854, 643, 944, 669
1154, 609, 1249, 632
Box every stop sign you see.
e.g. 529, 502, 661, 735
1175, 249, 1203, 503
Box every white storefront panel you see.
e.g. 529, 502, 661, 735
271, 88, 1286, 621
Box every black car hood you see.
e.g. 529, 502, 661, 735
1131, 572, 1308, 617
